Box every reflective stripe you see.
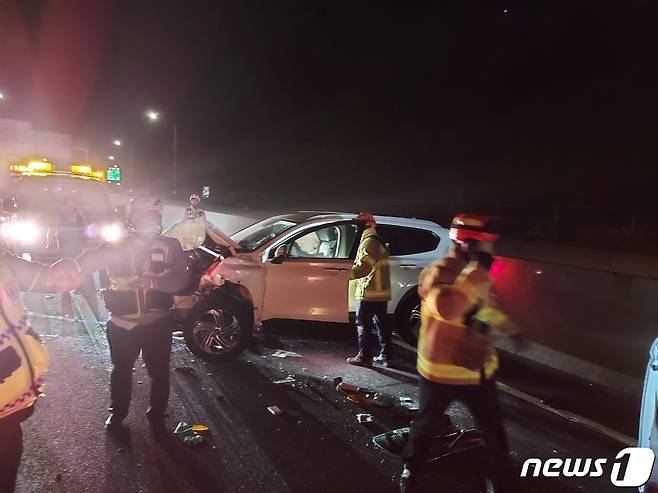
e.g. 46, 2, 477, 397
417, 352, 499, 385
358, 288, 391, 301
475, 306, 508, 326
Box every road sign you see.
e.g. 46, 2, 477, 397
202, 186, 210, 198
106, 165, 121, 182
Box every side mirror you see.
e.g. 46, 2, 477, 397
271, 244, 289, 264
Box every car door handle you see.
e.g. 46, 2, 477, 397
399, 264, 418, 269
324, 267, 348, 272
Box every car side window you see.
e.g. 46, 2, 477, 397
288, 223, 359, 259
376, 225, 439, 256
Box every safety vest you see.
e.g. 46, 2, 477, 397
416, 261, 502, 385
0, 262, 48, 421
352, 228, 391, 301
105, 236, 177, 320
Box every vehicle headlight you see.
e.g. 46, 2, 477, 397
101, 223, 123, 242
8, 221, 40, 243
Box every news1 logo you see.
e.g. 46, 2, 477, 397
520, 447, 656, 487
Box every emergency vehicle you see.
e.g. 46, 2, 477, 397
1, 159, 122, 261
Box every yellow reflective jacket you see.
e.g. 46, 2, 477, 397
416, 258, 509, 385
351, 227, 391, 301
0, 261, 48, 421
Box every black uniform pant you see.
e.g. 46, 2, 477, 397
355, 300, 391, 358
0, 419, 22, 493
106, 317, 173, 420
403, 375, 513, 491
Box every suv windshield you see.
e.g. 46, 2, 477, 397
232, 218, 297, 252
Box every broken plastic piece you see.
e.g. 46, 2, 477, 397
174, 421, 204, 445
271, 350, 303, 358
273, 376, 296, 385
400, 396, 420, 411
267, 405, 283, 415
191, 424, 209, 432
356, 413, 374, 423
336, 382, 375, 395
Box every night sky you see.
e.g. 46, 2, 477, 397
1, 0, 656, 207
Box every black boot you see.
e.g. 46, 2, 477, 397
346, 352, 372, 368
373, 353, 390, 367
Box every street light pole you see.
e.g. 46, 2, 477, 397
145, 109, 178, 197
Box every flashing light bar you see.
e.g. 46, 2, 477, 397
10, 161, 54, 174
71, 164, 92, 174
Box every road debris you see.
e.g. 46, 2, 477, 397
356, 413, 374, 423
273, 376, 296, 385
174, 421, 204, 445
336, 381, 375, 395
271, 350, 303, 358
174, 366, 196, 375
342, 388, 395, 408
399, 396, 419, 411
191, 424, 209, 432
267, 405, 283, 416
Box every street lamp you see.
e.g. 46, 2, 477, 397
113, 139, 122, 147
108, 155, 115, 161
145, 108, 177, 196
0, 92, 5, 101
145, 110, 160, 122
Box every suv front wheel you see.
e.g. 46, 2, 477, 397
183, 292, 252, 361
395, 292, 421, 347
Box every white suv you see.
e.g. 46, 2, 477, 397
207, 212, 450, 344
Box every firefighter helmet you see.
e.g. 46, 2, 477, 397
355, 212, 377, 227
449, 214, 500, 243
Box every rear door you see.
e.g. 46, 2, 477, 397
262, 221, 361, 322
375, 224, 443, 312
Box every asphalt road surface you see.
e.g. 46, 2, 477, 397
14, 290, 630, 493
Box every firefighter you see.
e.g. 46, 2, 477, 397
184, 193, 204, 221
48, 196, 98, 318
0, 253, 80, 492
400, 214, 521, 493
347, 212, 392, 368
76, 194, 190, 434
172, 193, 239, 255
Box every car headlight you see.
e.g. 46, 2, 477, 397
8, 221, 40, 243
101, 223, 123, 243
